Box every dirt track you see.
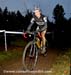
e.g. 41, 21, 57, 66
0, 48, 59, 75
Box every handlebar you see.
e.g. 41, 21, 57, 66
23, 31, 34, 39
23, 30, 53, 39
23, 31, 42, 39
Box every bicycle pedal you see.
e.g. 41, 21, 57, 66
43, 53, 47, 56
41, 51, 47, 56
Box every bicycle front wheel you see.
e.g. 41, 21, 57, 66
22, 41, 38, 70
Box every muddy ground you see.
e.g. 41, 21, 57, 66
0, 47, 60, 75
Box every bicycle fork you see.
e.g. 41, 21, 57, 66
29, 42, 36, 57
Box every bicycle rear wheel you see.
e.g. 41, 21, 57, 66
22, 41, 38, 70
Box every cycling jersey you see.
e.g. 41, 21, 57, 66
27, 15, 47, 32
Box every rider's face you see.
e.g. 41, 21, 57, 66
34, 10, 41, 18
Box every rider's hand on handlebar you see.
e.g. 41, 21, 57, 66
23, 31, 28, 39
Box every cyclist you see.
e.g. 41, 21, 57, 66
25, 7, 47, 54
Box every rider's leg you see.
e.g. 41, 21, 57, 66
37, 32, 43, 48
41, 30, 46, 54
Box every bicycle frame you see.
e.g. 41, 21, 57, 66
28, 32, 41, 57
23, 31, 47, 70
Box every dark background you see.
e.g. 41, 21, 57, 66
0, 4, 71, 49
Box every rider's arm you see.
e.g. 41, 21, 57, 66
41, 17, 47, 31
27, 18, 35, 31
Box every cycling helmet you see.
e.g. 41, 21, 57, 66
33, 6, 41, 13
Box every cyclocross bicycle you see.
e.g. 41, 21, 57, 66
22, 31, 47, 70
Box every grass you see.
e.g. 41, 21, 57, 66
49, 48, 71, 75
0, 49, 23, 62
0, 39, 27, 62
11, 39, 27, 46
